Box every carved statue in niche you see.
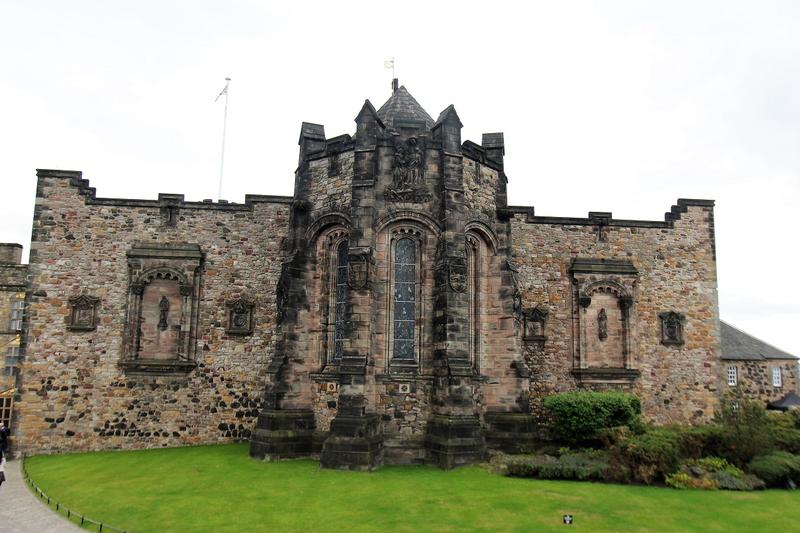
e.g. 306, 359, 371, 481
122, 243, 203, 373
67, 294, 100, 331
384, 137, 431, 202
158, 296, 170, 331
598, 308, 608, 341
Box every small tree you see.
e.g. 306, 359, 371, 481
715, 387, 773, 466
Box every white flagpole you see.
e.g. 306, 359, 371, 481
216, 77, 230, 201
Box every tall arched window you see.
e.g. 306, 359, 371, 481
392, 238, 416, 361
331, 239, 349, 362
466, 235, 480, 370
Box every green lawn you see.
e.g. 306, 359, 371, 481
24, 443, 800, 533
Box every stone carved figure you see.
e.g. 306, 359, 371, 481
393, 138, 422, 189
158, 296, 170, 331
598, 308, 608, 341
385, 138, 431, 203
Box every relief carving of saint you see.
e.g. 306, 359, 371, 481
598, 308, 608, 341
385, 138, 430, 202
158, 296, 170, 331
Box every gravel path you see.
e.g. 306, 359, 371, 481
0, 459, 83, 533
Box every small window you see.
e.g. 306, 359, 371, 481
727, 366, 737, 386
9, 300, 24, 331
772, 367, 782, 387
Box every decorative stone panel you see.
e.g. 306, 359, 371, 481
522, 306, 548, 345
659, 311, 685, 346
226, 297, 255, 336
67, 294, 100, 331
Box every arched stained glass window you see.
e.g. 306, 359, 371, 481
393, 238, 416, 360
467, 236, 479, 369
332, 239, 348, 361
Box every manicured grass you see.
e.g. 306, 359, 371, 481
25, 443, 800, 532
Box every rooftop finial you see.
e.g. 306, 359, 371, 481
392, 78, 399, 93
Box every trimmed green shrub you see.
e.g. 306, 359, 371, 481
504, 450, 612, 481
747, 451, 800, 487
614, 427, 681, 484
542, 391, 641, 443
502, 454, 558, 478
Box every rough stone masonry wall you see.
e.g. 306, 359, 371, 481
511, 204, 720, 424
722, 359, 799, 404
462, 158, 498, 217
307, 152, 354, 215
17, 172, 289, 454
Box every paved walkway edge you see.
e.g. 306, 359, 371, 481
0, 459, 84, 533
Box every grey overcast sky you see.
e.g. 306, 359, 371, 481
1, 1, 798, 355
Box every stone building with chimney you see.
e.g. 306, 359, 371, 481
8, 82, 727, 468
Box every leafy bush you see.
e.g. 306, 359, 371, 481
679, 425, 728, 459
766, 410, 797, 429
747, 451, 800, 487
666, 457, 764, 491
542, 391, 641, 443
504, 450, 612, 481
666, 471, 718, 490
502, 454, 558, 478
771, 427, 800, 454
614, 427, 681, 484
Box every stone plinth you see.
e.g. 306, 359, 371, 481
425, 414, 486, 469
249, 409, 315, 460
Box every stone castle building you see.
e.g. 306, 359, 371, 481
2, 82, 759, 468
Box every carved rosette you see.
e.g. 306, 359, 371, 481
226, 297, 255, 335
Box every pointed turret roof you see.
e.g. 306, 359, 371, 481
377, 85, 435, 130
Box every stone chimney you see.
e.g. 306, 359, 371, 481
0, 243, 22, 264
392, 78, 399, 93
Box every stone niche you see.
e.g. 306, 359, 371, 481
570, 258, 640, 384
120, 243, 204, 375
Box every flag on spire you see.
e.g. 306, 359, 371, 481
215, 77, 230, 102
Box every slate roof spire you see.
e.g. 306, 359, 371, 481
376, 81, 435, 131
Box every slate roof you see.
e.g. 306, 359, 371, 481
768, 392, 800, 411
720, 321, 797, 361
376, 86, 435, 130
